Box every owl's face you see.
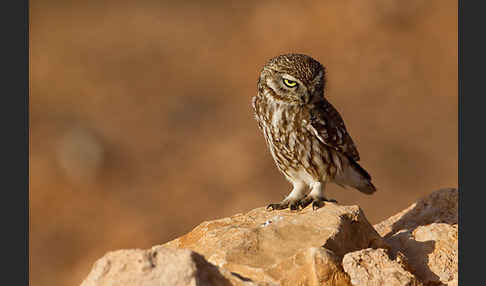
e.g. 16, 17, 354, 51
258, 54, 325, 105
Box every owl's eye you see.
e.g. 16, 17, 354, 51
283, 78, 298, 88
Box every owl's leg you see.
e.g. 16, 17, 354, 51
266, 181, 307, 211
298, 182, 337, 210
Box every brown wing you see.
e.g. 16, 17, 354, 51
307, 98, 360, 161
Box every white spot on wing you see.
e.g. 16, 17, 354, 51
307, 123, 326, 144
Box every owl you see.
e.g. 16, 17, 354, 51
252, 54, 376, 211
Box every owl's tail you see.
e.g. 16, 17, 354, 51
333, 156, 377, 195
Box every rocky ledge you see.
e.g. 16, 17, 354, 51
81, 188, 458, 286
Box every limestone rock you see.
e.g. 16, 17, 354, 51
342, 248, 422, 286
80, 246, 256, 286
265, 247, 352, 286
373, 188, 458, 285
374, 188, 457, 238
384, 223, 458, 285
164, 204, 386, 285
81, 189, 459, 286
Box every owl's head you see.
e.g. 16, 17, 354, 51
258, 54, 326, 104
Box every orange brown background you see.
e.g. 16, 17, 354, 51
30, 1, 457, 285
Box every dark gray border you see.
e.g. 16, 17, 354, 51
459, 0, 482, 284
0, 0, 29, 285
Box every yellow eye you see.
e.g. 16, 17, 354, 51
283, 78, 298, 88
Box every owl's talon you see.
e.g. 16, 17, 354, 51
298, 196, 314, 209
266, 202, 289, 211
298, 196, 337, 210
289, 202, 300, 211
312, 200, 325, 210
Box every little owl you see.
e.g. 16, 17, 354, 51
252, 53, 376, 211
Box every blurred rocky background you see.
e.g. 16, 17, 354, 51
29, 1, 457, 285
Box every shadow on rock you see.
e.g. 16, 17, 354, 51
374, 188, 458, 285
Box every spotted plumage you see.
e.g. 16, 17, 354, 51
252, 54, 376, 211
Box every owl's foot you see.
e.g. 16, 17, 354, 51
266, 199, 302, 212
298, 196, 337, 210
266, 202, 288, 211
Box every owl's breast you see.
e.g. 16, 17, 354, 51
255, 100, 333, 181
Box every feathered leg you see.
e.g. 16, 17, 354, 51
267, 181, 307, 211
298, 181, 337, 210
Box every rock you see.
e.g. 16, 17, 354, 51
80, 188, 458, 286
80, 246, 257, 286
374, 188, 457, 238
342, 248, 422, 286
373, 188, 458, 285
265, 247, 352, 286
164, 204, 386, 285
384, 223, 458, 286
